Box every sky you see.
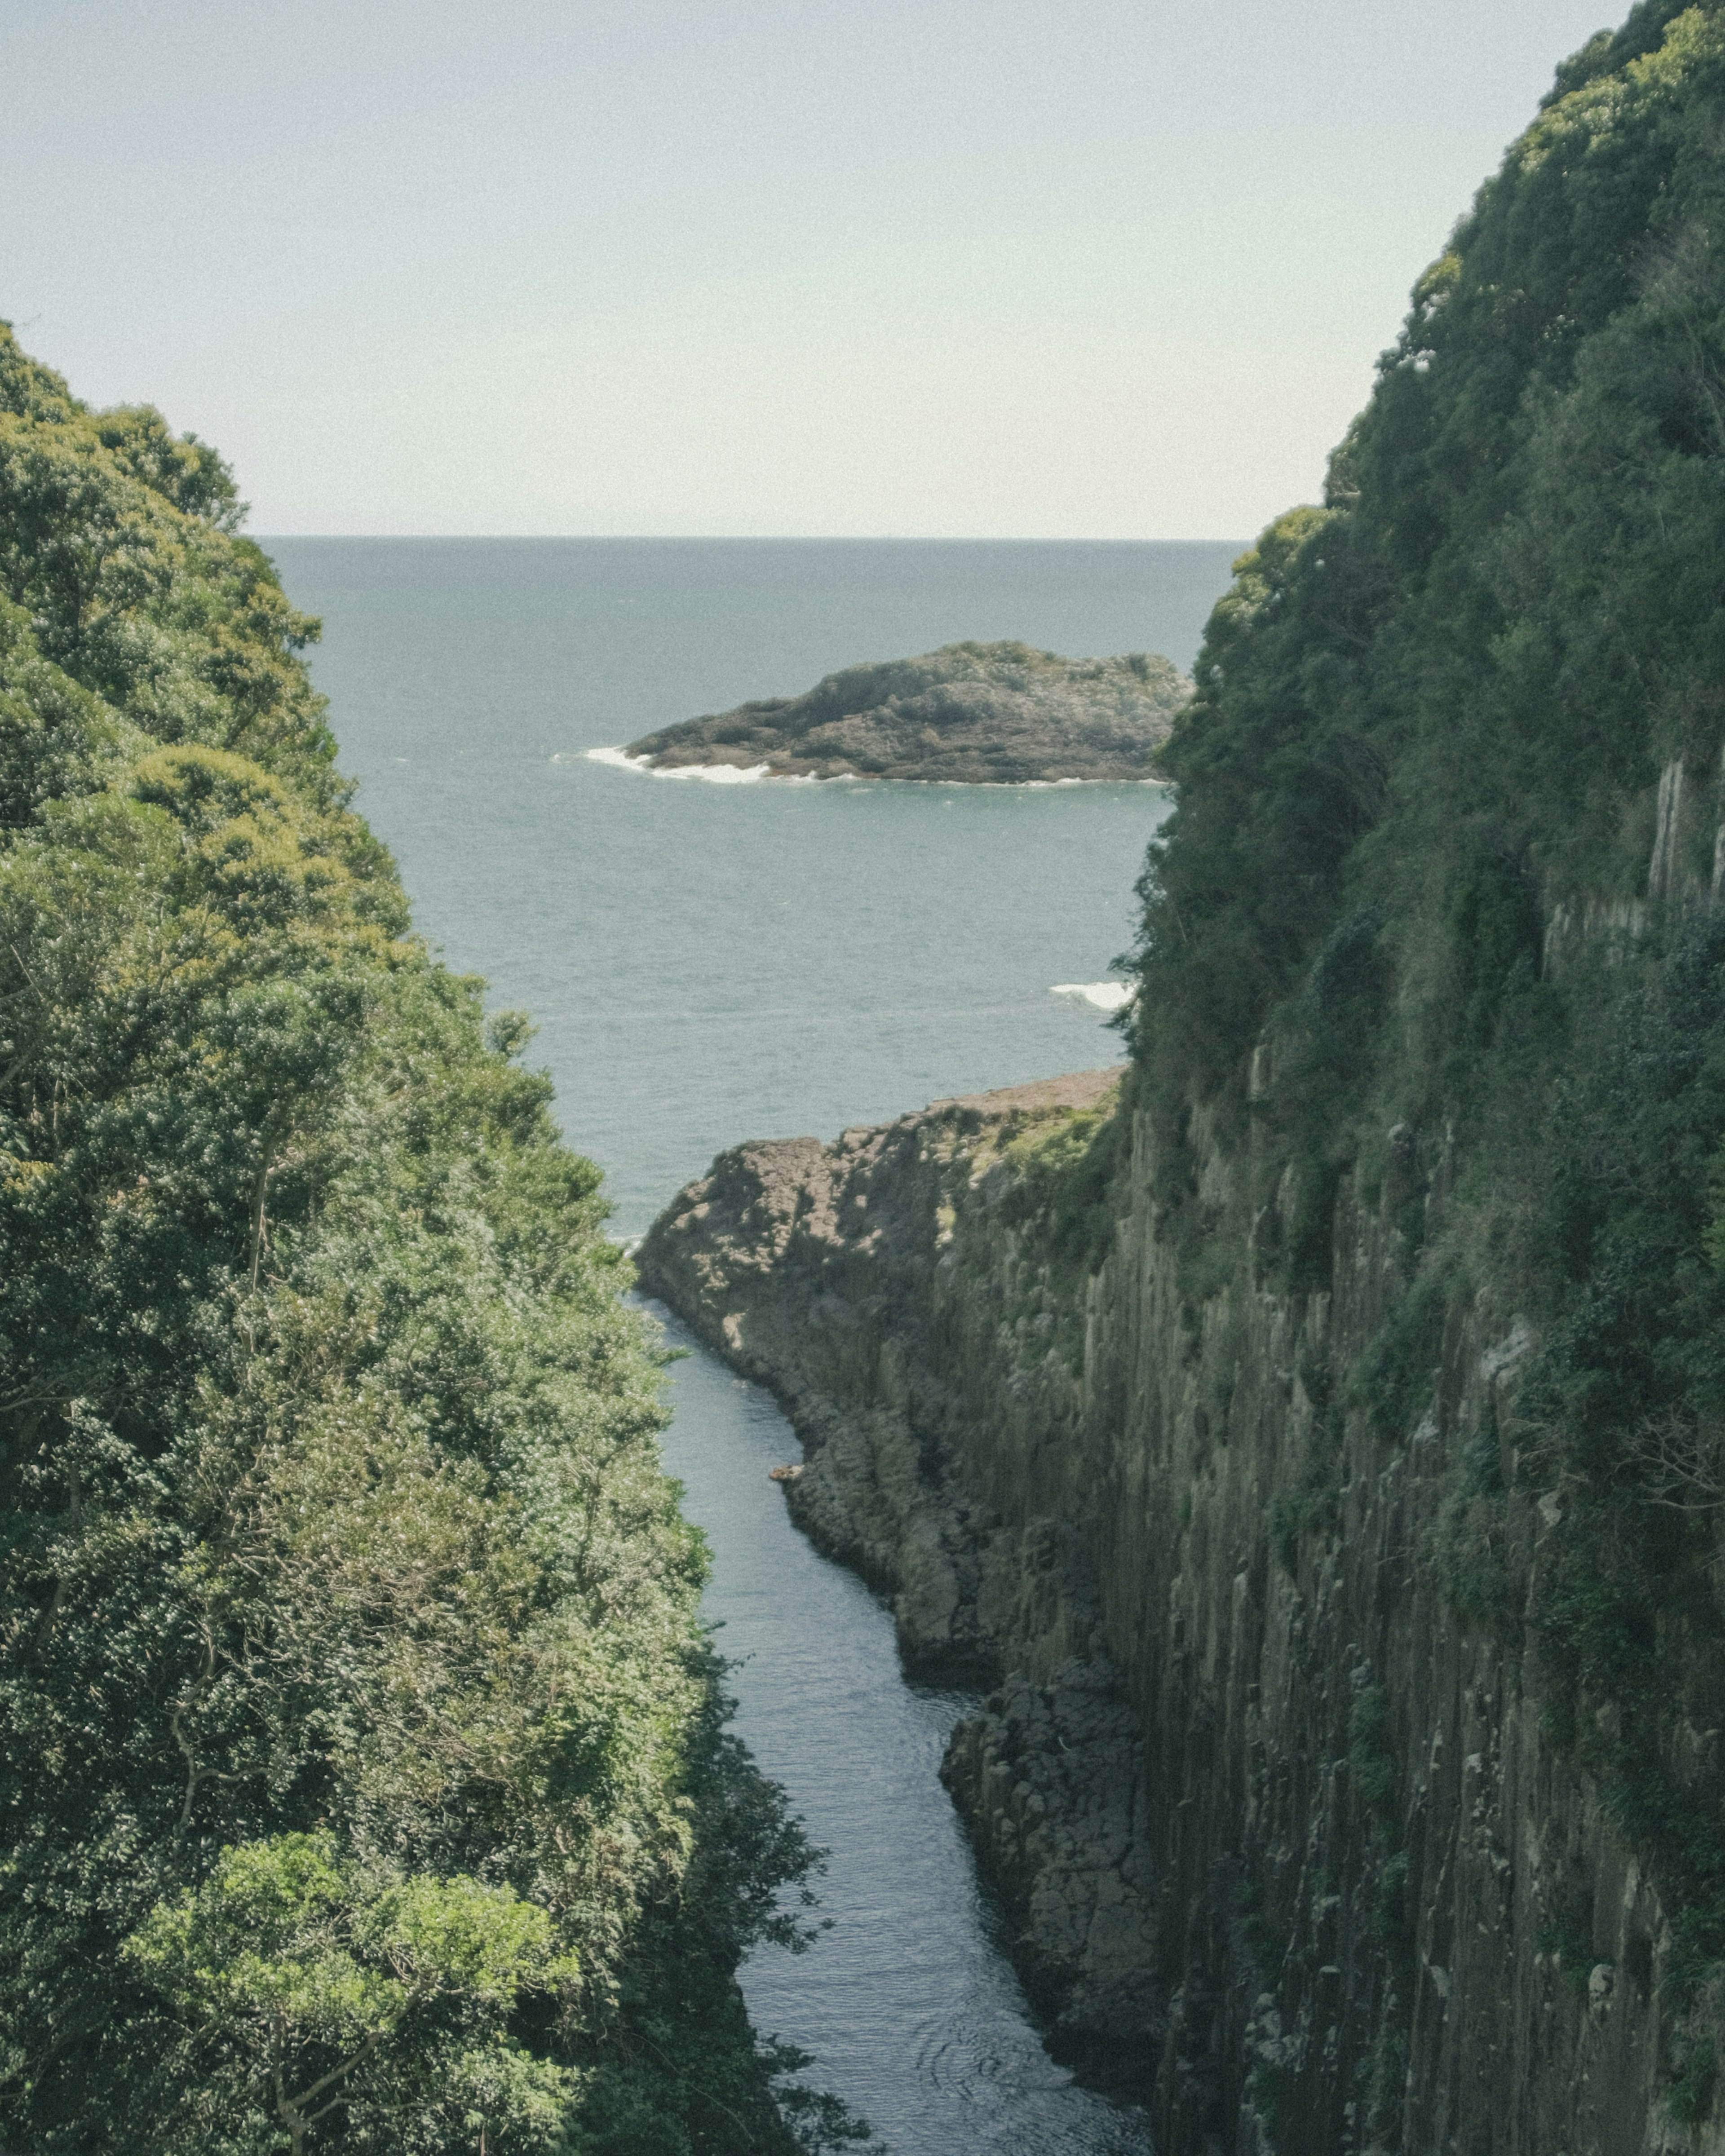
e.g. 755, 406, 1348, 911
5, 0, 1625, 539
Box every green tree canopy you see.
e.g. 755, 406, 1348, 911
0, 325, 846, 2154
1119, 0, 1725, 2114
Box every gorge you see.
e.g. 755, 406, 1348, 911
7, 0, 1725, 2149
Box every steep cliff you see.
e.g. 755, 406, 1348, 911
638, 1051, 1684, 2153
640, 8, 1725, 2148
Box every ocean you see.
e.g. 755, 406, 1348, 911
267, 535, 1239, 2153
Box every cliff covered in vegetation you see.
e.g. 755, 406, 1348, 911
621, 641, 1189, 782
642, 5, 1725, 2149
0, 330, 850, 2156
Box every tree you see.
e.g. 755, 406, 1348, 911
0, 322, 843, 2152
125, 1835, 577, 2154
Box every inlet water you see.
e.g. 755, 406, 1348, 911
649, 1300, 1149, 2152
272, 537, 1236, 2150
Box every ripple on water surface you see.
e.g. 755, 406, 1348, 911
648, 1303, 1152, 2155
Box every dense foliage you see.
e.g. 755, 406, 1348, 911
1120, 0, 1725, 2117
0, 328, 849, 2154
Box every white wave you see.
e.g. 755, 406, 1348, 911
583, 747, 1170, 789
1051, 981, 1133, 1012
657, 761, 775, 784
584, 746, 779, 784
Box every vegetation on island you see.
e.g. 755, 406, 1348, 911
0, 327, 862, 2154
623, 640, 1189, 782
1079, 0, 1725, 2120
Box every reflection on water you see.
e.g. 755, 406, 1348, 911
648, 1301, 1152, 2155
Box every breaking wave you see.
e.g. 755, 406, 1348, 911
584, 747, 780, 783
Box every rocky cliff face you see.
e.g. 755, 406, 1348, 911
637, 1066, 1695, 2156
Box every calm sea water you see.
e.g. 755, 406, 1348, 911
267, 537, 1236, 2153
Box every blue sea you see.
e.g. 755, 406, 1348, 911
268, 536, 1238, 2154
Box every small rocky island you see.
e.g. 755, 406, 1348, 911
621, 639, 1190, 782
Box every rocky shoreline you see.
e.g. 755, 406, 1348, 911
634, 1070, 1164, 2094
622, 641, 1189, 782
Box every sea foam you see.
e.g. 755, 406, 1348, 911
1051, 981, 1132, 1012
585, 746, 775, 783
583, 747, 1158, 790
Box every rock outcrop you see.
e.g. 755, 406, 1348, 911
636, 1071, 1163, 2085
637, 1067, 1687, 2155
940, 1657, 1163, 2089
622, 641, 1189, 782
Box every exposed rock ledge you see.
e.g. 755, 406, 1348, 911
635, 1070, 1163, 2092
622, 641, 1189, 782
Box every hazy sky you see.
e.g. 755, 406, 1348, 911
6, 0, 1621, 538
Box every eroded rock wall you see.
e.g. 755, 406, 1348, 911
637, 1069, 1692, 2155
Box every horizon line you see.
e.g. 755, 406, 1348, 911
251, 530, 1252, 546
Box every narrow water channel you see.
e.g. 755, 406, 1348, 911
275, 537, 1221, 2151
649, 1302, 1152, 2153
